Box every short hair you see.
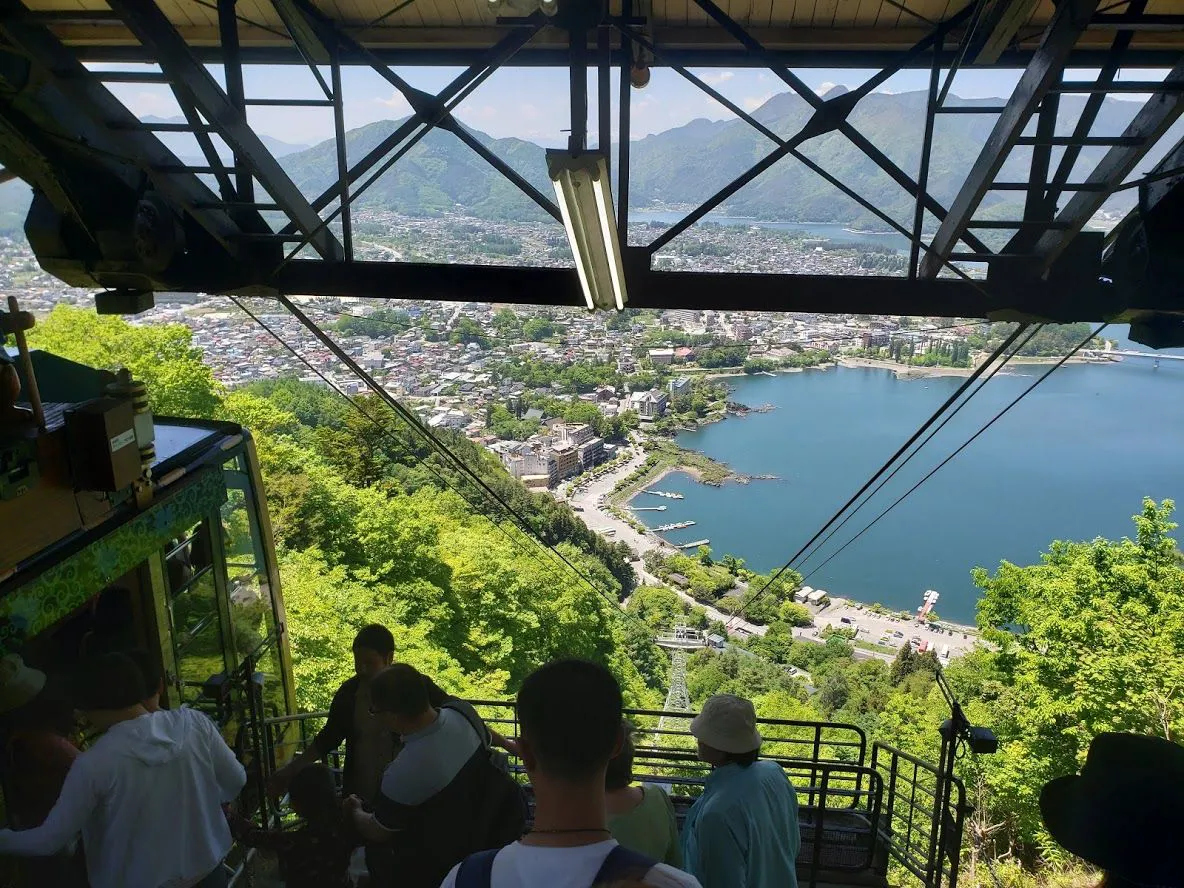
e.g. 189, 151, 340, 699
121, 649, 162, 699
518, 659, 622, 781
289, 764, 339, 816
605, 720, 635, 790
370, 664, 430, 717
353, 624, 395, 657
75, 652, 146, 711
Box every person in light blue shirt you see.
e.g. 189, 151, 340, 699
681, 694, 800, 888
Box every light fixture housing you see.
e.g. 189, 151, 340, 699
546, 150, 628, 312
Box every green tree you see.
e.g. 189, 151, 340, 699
27, 305, 222, 417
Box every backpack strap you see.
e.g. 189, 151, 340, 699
454, 848, 499, 888
593, 845, 658, 885
441, 699, 493, 748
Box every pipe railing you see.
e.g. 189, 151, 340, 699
871, 741, 967, 888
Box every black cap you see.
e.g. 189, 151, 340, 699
1039, 732, 1184, 887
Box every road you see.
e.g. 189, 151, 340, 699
563, 445, 978, 663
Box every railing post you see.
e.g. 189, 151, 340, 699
810, 768, 829, 888
810, 724, 822, 808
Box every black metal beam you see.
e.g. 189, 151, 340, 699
1023, 94, 1059, 225
69, 44, 1184, 70
670, 1, 991, 256
278, 18, 548, 234
106, 0, 343, 260
265, 257, 1173, 320
217, 0, 253, 203
920, 0, 1101, 277
331, 48, 352, 261
617, 0, 632, 243
0, 5, 242, 252
911, 43, 941, 279
1033, 61, 1184, 268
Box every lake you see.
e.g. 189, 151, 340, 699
629, 210, 912, 252
631, 334, 1184, 624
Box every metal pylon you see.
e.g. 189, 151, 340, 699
658, 649, 690, 731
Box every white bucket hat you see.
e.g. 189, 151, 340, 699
689, 693, 762, 754
0, 654, 46, 714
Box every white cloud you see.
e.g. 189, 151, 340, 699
815, 81, 838, 96
375, 91, 411, 113
701, 70, 735, 86
742, 93, 774, 111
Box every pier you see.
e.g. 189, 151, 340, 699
655, 521, 696, 531
644, 489, 685, 500
630, 505, 668, 512
678, 539, 711, 549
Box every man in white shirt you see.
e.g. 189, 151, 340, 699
0, 652, 246, 888
441, 659, 701, 888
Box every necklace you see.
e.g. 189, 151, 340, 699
529, 827, 611, 835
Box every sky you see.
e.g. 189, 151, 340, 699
90, 61, 1166, 150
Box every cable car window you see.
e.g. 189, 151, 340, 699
165, 520, 227, 708
221, 455, 288, 722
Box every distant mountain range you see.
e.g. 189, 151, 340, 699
2, 88, 1177, 238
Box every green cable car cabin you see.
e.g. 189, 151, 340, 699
0, 347, 297, 867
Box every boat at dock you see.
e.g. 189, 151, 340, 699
644, 489, 685, 499
654, 520, 696, 531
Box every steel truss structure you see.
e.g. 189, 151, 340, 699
0, 0, 1182, 334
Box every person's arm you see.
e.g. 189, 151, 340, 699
344, 795, 398, 845
691, 811, 745, 888
194, 711, 247, 802
227, 810, 298, 855
0, 757, 96, 856
270, 681, 351, 797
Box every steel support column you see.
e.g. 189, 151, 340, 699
919, 0, 1100, 278
331, 48, 352, 261
106, 0, 343, 259
910, 42, 941, 279
617, 0, 632, 242
217, 0, 254, 202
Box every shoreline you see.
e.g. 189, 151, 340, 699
837, 354, 1108, 379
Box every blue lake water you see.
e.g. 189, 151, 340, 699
629, 211, 912, 252
631, 333, 1184, 624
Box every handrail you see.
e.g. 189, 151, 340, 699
872, 741, 966, 888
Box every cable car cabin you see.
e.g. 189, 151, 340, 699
0, 348, 296, 862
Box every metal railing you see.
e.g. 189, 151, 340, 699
261, 703, 907, 888
872, 741, 967, 888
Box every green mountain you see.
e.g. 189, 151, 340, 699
286, 119, 554, 221
4, 89, 1176, 236
278, 87, 1177, 229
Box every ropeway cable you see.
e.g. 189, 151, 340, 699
271, 295, 652, 617
724, 323, 1031, 629
229, 297, 626, 617
798, 323, 1108, 583
792, 322, 1044, 576
231, 297, 803, 683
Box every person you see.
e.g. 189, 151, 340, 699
228, 763, 359, 888
0, 652, 247, 888
1040, 732, 1184, 888
681, 694, 800, 888
0, 655, 87, 886
268, 625, 449, 885
605, 721, 681, 867
346, 664, 525, 888
269, 625, 449, 805
443, 659, 701, 888
122, 648, 164, 711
